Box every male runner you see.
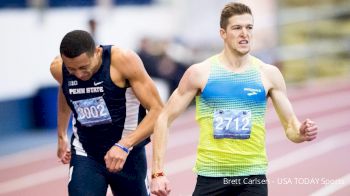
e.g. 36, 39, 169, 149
151, 2, 318, 196
50, 30, 163, 195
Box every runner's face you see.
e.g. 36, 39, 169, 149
220, 13, 253, 56
62, 52, 97, 81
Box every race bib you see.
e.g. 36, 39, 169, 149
213, 109, 252, 139
72, 96, 112, 127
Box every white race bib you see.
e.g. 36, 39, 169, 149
213, 109, 252, 139
72, 96, 112, 127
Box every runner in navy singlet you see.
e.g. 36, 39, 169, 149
50, 30, 163, 196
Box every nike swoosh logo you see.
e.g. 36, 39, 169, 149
94, 81, 104, 86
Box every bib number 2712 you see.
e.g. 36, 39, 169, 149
213, 109, 252, 139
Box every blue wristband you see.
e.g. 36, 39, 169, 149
114, 143, 129, 154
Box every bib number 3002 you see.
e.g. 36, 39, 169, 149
72, 96, 112, 127
213, 109, 252, 139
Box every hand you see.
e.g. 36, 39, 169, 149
57, 136, 71, 164
299, 119, 318, 141
151, 176, 171, 196
104, 145, 128, 172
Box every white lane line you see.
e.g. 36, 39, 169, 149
292, 91, 350, 113
287, 81, 350, 100
310, 173, 350, 196
167, 127, 198, 149
268, 131, 350, 174
0, 165, 67, 195
166, 154, 196, 176
266, 109, 350, 144
0, 155, 197, 194
161, 130, 350, 179
0, 144, 55, 170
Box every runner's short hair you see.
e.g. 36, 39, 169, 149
220, 2, 252, 29
60, 30, 95, 58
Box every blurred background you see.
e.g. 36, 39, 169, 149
0, 0, 349, 195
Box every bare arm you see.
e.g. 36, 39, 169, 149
151, 64, 205, 195
104, 48, 163, 172
266, 66, 317, 143
152, 74, 197, 172
50, 56, 72, 164
115, 49, 163, 148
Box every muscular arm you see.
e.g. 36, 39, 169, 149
113, 49, 163, 148
151, 64, 206, 195
104, 48, 163, 172
266, 66, 317, 143
152, 63, 205, 172
50, 56, 72, 163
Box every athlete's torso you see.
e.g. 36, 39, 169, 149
61, 45, 148, 162
195, 55, 268, 177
